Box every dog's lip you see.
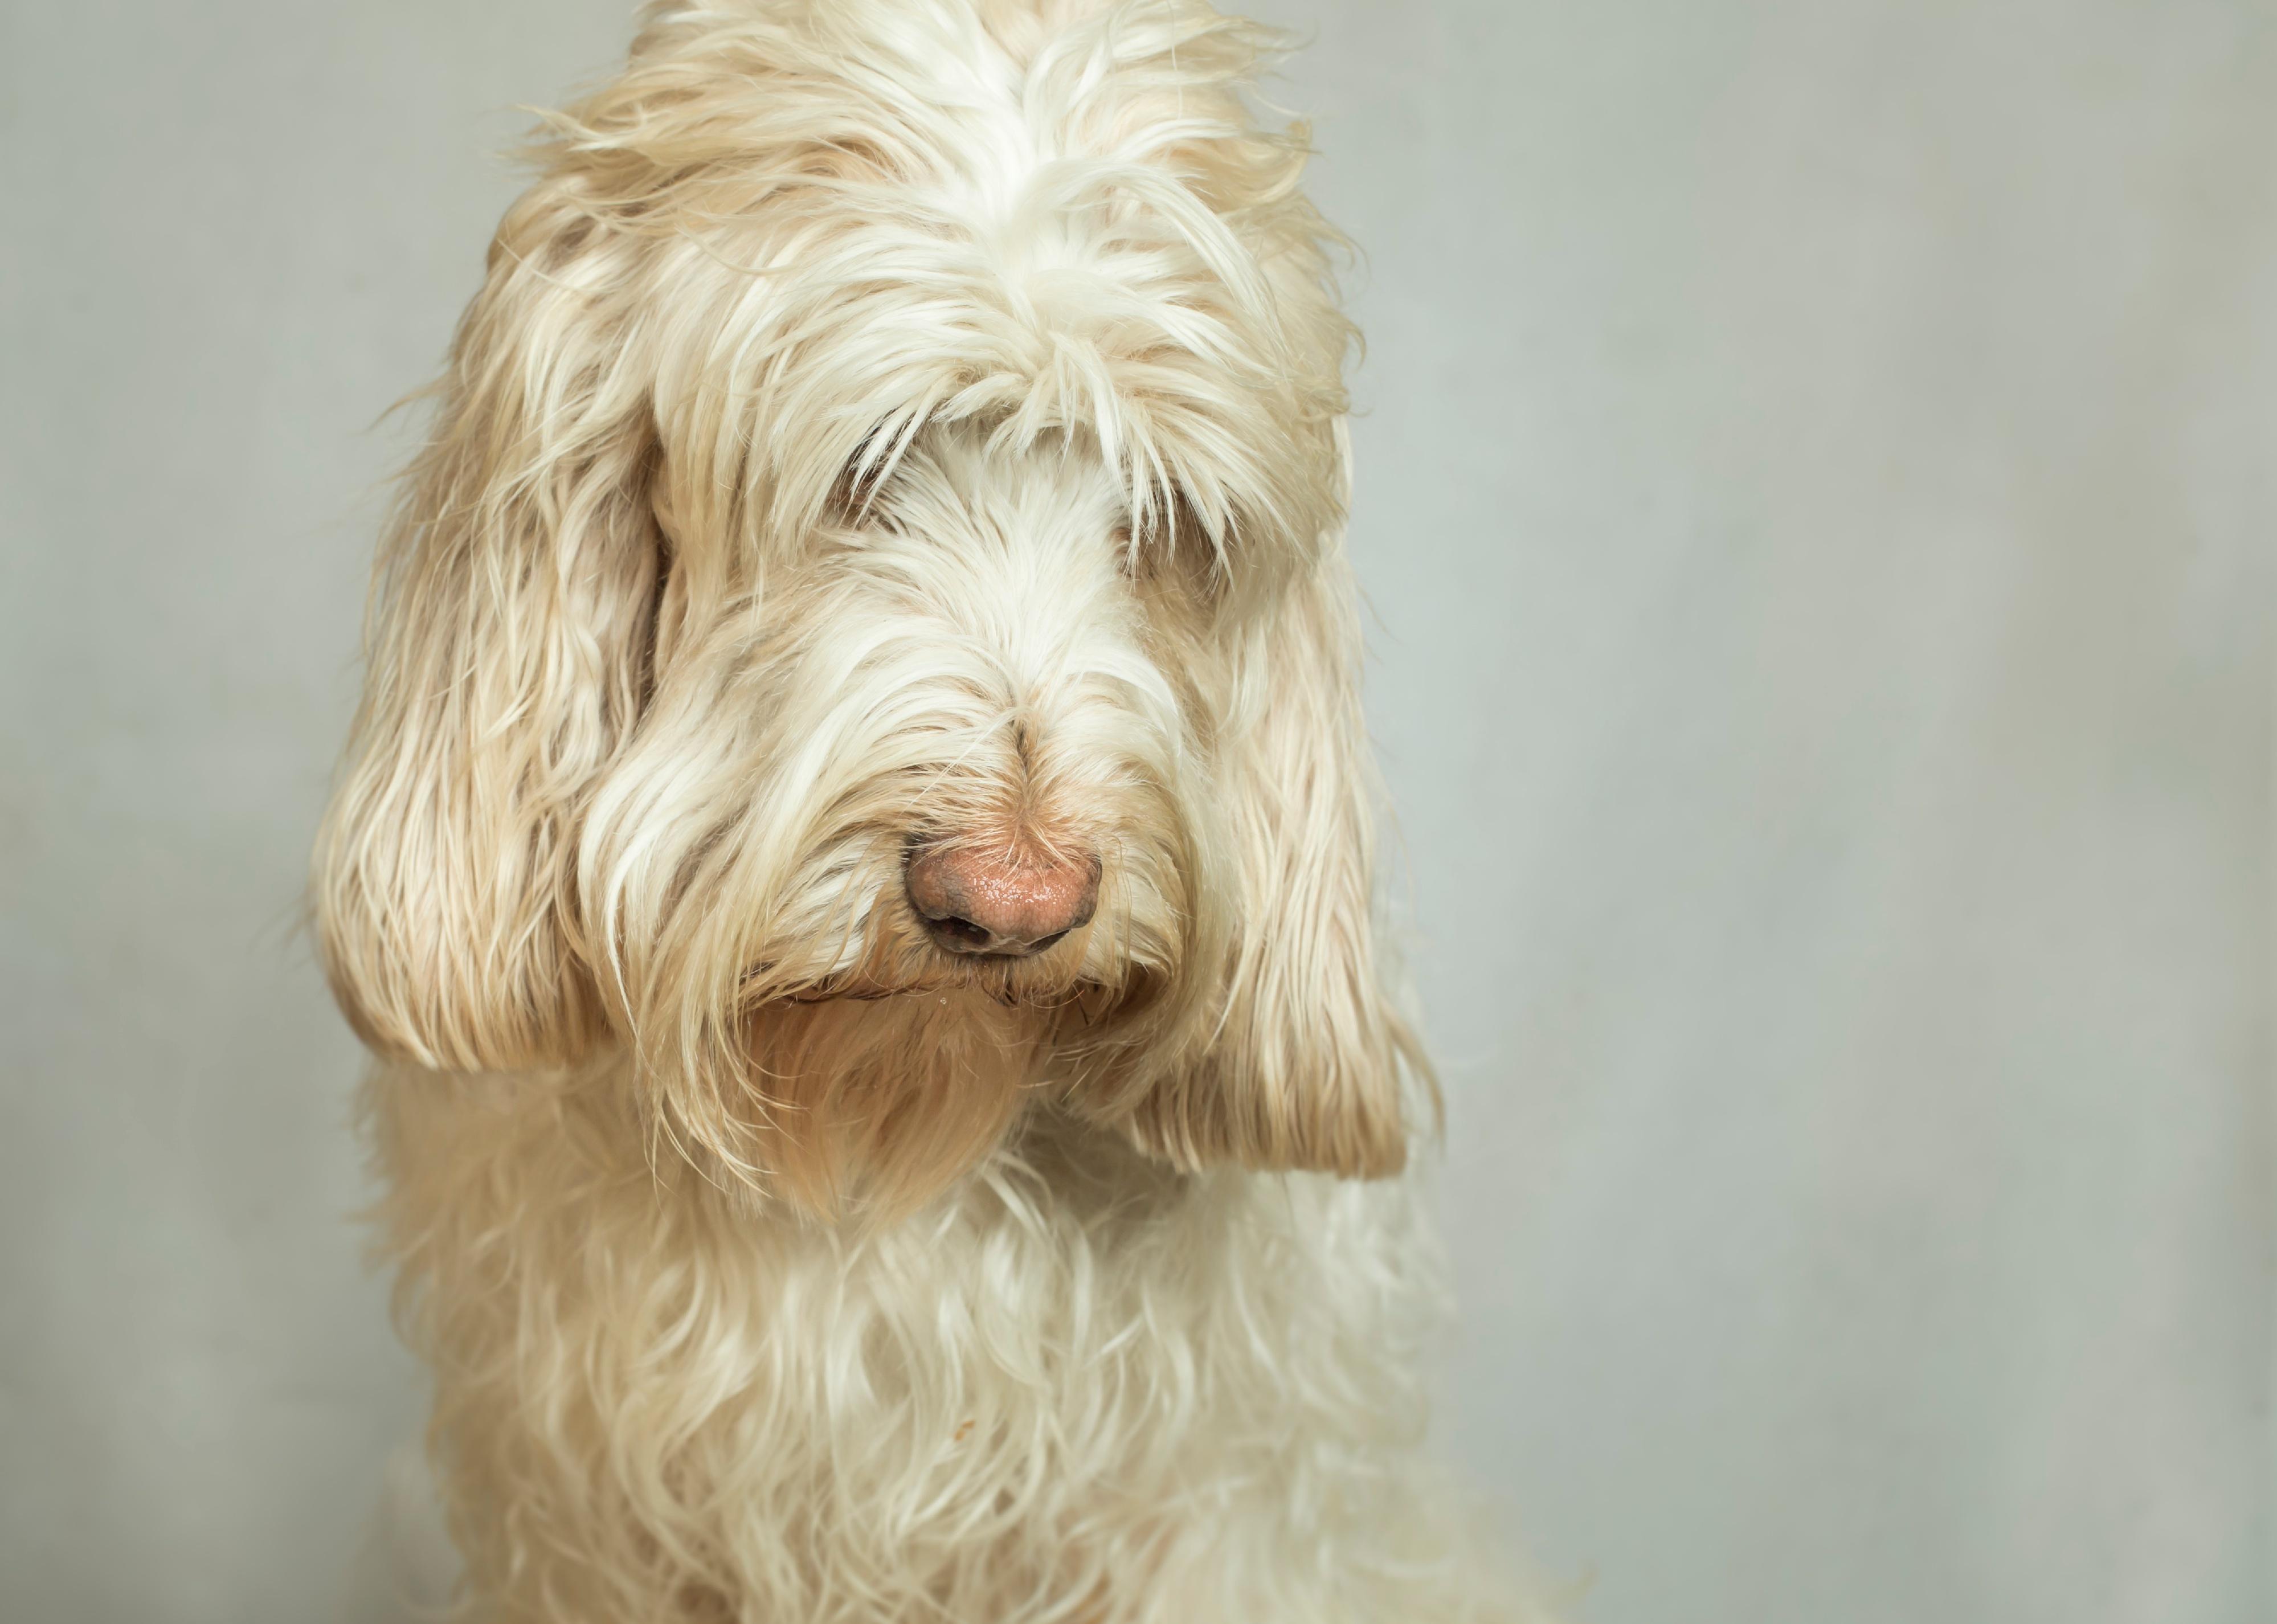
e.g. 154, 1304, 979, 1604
762, 971, 1111, 1011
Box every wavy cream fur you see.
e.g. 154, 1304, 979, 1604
315, 1, 1530, 1617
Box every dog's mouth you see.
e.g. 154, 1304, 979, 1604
742, 926, 1145, 1022
753, 954, 1168, 1044
768, 963, 1125, 1019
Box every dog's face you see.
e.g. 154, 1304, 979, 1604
315, 0, 1422, 1216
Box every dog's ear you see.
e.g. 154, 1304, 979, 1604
313, 194, 661, 1072
1121, 520, 1429, 1180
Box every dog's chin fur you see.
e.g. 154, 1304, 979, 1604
314, 0, 1528, 1617
722, 987, 1062, 1222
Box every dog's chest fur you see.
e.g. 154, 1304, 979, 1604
367, 1059, 1479, 1621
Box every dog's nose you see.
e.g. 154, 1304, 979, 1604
905, 842, 1099, 958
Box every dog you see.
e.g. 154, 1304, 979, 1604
315, 2, 1526, 1618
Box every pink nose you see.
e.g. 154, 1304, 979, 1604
905, 841, 1099, 958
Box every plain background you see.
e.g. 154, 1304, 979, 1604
3, 2, 2270, 1621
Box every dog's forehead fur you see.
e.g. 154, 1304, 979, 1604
501, 0, 1351, 583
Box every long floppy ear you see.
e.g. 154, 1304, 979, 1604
1122, 514, 1430, 1180
313, 187, 661, 1072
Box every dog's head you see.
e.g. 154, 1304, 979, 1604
314, 0, 1426, 1216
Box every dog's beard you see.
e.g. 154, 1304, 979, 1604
729, 989, 1049, 1220
691, 888, 1170, 1221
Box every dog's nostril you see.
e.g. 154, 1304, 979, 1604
906, 839, 1100, 958
930, 916, 996, 950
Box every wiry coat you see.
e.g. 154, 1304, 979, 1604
314, 1, 1524, 1618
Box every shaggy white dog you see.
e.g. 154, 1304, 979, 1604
317, 2, 1528, 1618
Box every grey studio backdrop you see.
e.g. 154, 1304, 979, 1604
2, 2, 2268, 1621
